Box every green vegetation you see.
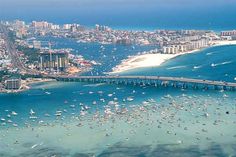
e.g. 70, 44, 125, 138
0, 71, 21, 81
17, 45, 40, 63
0, 70, 43, 82
8, 31, 17, 42
0, 71, 8, 81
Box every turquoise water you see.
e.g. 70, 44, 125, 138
1, 39, 236, 156
121, 45, 236, 82
0, 82, 236, 156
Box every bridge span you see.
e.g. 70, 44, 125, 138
47, 75, 236, 91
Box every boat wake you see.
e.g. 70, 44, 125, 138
206, 52, 213, 56
206, 51, 217, 56
211, 61, 233, 67
166, 66, 186, 70
193, 65, 203, 70
206, 50, 223, 56
83, 83, 106, 87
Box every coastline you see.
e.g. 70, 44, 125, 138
0, 78, 55, 94
110, 40, 236, 74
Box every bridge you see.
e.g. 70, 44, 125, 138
47, 75, 236, 91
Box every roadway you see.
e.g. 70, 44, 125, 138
0, 24, 39, 75
48, 75, 236, 88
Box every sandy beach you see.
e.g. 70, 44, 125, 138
110, 40, 236, 74
211, 40, 236, 46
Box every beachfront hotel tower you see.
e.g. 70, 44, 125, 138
39, 50, 69, 72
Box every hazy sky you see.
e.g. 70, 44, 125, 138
1, 0, 235, 8
0, 0, 236, 29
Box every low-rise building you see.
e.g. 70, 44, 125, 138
4, 78, 21, 90
33, 40, 41, 49
221, 30, 236, 36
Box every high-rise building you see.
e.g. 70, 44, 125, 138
14, 20, 25, 29
35, 22, 60, 30
95, 24, 111, 32
162, 38, 209, 54
39, 50, 69, 72
63, 24, 72, 30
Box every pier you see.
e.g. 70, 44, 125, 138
46, 75, 236, 91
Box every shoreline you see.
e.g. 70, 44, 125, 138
109, 40, 236, 74
0, 78, 55, 94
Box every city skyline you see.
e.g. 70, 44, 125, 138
0, 0, 236, 30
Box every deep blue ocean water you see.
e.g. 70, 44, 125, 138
1, 2, 236, 31
3, 14, 236, 31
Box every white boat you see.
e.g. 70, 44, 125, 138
193, 65, 201, 69
100, 98, 105, 102
80, 111, 86, 116
92, 101, 97, 105
164, 94, 172, 99
45, 92, 51, 95
13, 123, 18, 127
55, 111, 62, 116
84, 105, 90, 110
98, 91, 103, 94
147, 98, 156, 103
7, 120, 12, 123
44, 113, 50, 117
11, 111, 18, 116
223, 94, 229, 98
30, 109, 35, 115
70, 105, 76, 108
29, 116, 38, 119
127, 97, 134, 102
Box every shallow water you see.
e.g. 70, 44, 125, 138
1, 39, 236, 156
0, 81, 236, 156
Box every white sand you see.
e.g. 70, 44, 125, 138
211, 40, 236, 46
110, 40, 236, 74
110, 49, 200, 74
110, 54, 177, 74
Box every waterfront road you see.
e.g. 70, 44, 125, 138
0, 24, 39, 75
